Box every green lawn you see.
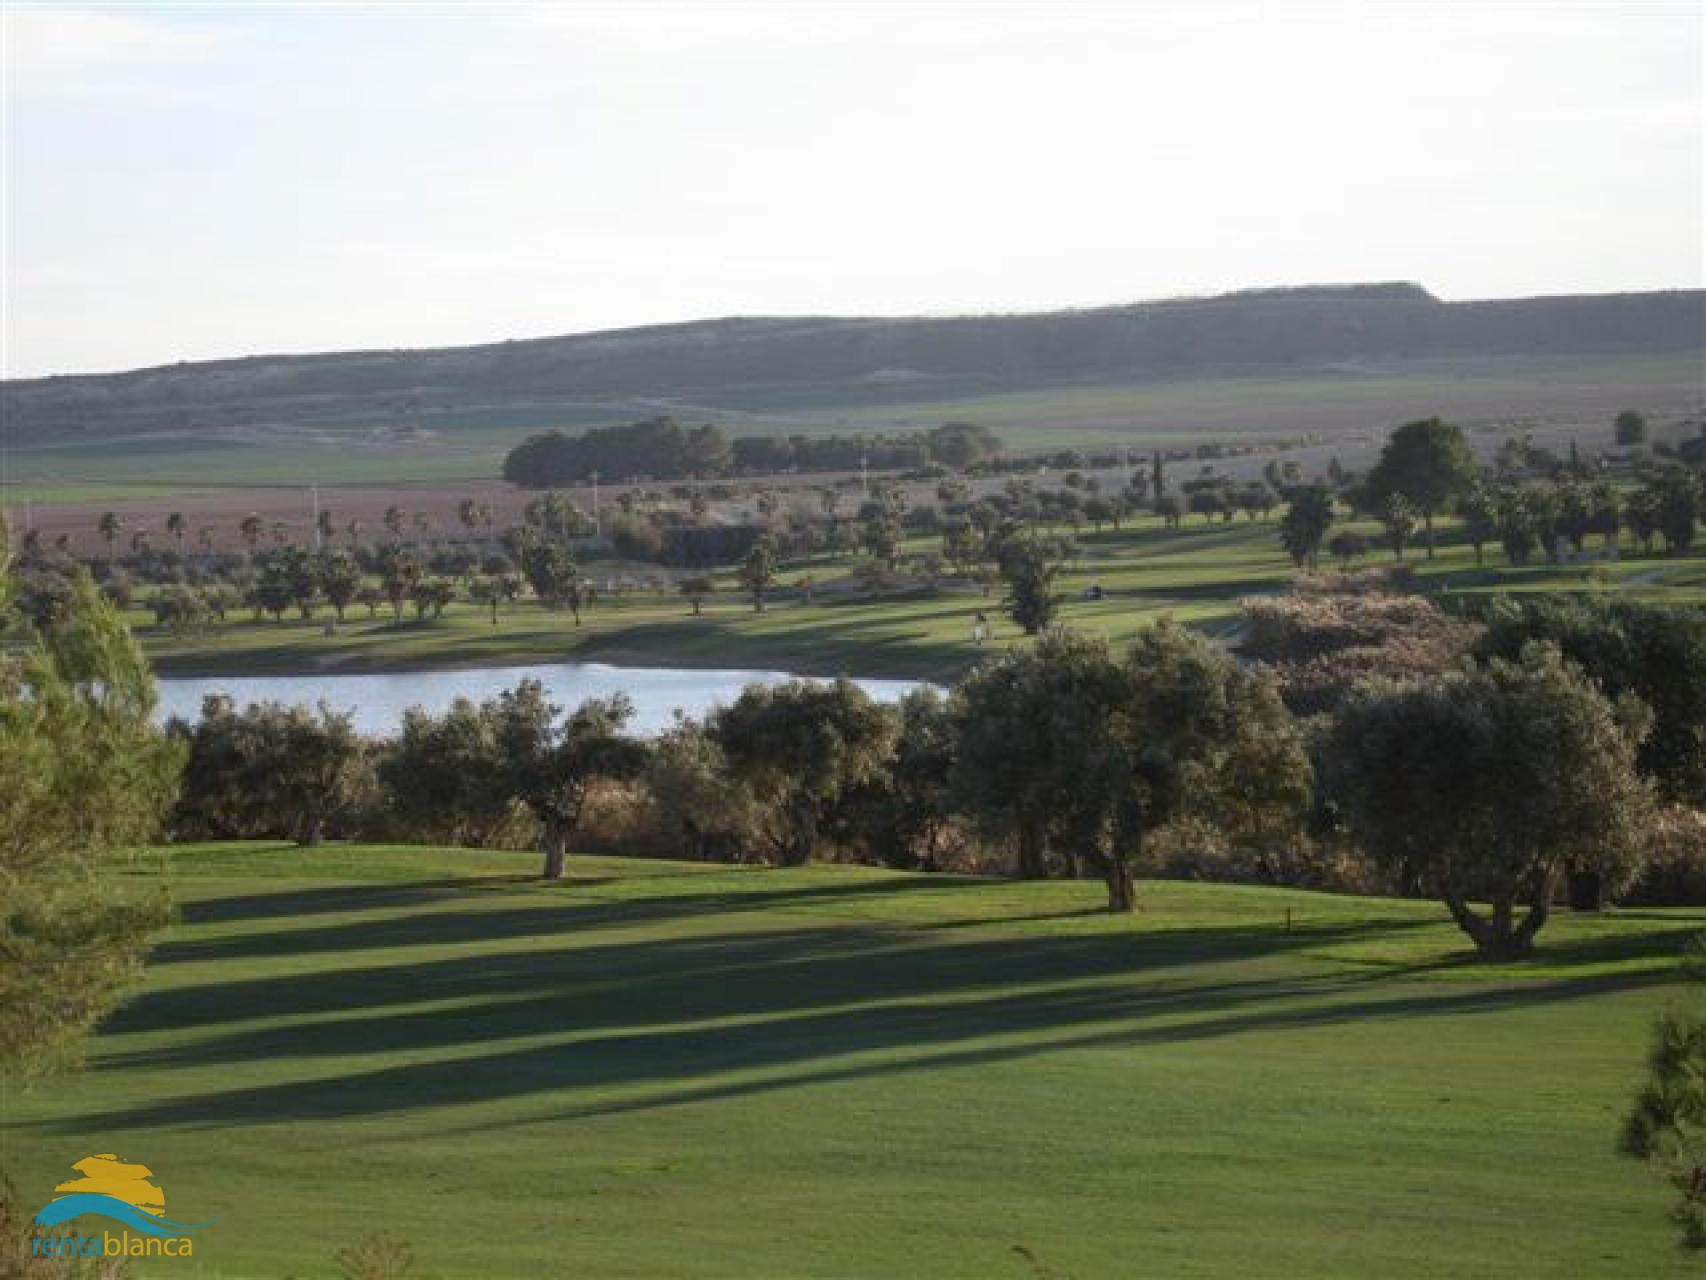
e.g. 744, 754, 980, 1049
134, 514, 1706, 682
2, 842, 1699, 1278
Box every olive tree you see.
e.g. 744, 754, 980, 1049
1278, 485, 1334, 569
380, 681, 644, 874
952, 626, 1310, 911
1474, 596, 1706, 805
320, 548, 363, 621
492, 680, 648, 880
709, 679, 898, 866
738, 537, 777, 612
381, 697, 519, 847
998, 542, 1060, 636
845, 687, 961, 871
644, 717, 764, 862
171, 697, 369, 847
1325, 644, 1652, 961
1615, 409, 1649, 447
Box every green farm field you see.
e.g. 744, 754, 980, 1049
2, 842, 1698, 1278
5, 351, 1699, 499
131, 513, 1706, 682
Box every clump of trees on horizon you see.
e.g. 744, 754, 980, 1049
501, 416, 1006, 487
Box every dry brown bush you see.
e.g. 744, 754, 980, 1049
1290, 565, 1421, 596
1626, 806, 1706, 907
1241, 588, 1481, 716
1144, 815, 1382, 893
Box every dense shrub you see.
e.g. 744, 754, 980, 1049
169, 697, 373, 846
1241, 589, 1481, 716
1625, 807, 1706, 907
1143, 816, 1380, 893
1472, 595, 1706, 801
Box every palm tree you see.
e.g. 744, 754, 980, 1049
165, 511, 187, 550
97, 511, 121, 554
239, 513, 263, 550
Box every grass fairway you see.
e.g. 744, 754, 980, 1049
3, 843, 1699, 1278
131, 514, 1706, 684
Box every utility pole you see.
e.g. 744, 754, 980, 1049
591, 471, 601, 537
860, 453, 869, 498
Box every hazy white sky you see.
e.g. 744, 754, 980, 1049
3, 1, 1701, 376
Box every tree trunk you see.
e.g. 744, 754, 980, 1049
1444, 890, 1537, 962
1103, 858, 1136, 914
301, 814, 324, 848
1424, 509, 1437, 559
1510, 869, 1559, 957
778, 803, 816, 867
1016, 819, 1047, 880
1567, 868, 1604, 912
541, 817, 569, 880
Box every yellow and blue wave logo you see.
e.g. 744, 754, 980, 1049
32, 1155, 217, 1260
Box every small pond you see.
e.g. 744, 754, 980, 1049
155, 663, 922, 736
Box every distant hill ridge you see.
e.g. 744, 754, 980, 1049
4, 282, 1701, 445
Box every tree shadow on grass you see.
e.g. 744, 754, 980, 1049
42, 874, 1665, 1138
36, 858, 1690, 1138
1349, 920, 1706, 981
111, 909, 1437, 1074
158, 872, 1001, 965
48, 950, 1664, 1137
175, 876, 542, 926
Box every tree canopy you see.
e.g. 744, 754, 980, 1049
1, 534, 181, 1077
1326, 643, 1652, 960
951, 627, 1310, 911
503, 417, 1003, 487
1363, 417, 1479, 557
1473, 596, 1706, 803
1622, 937, 1706, 1248
710, 679, 898, 866
171, 697, 369, 847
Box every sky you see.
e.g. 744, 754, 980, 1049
2, 1, 1701, 377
